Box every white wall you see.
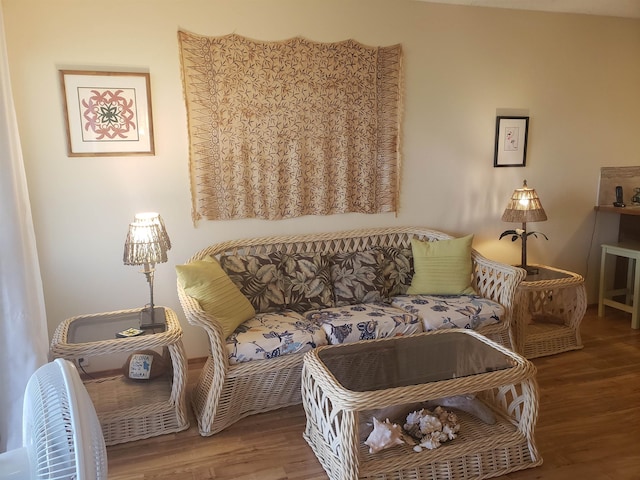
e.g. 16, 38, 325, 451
3, 0, 639, 360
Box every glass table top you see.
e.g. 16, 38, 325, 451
524, 266, 572, 282
317, 331, 515, 392
66, 308, 167, 344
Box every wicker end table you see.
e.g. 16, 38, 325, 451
301, 329, 541, 480
49, 307, 189, 445
513, 265, 587, 358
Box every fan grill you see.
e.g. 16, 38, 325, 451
21, 359, 107, 480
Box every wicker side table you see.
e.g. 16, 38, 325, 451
513, 265, 587, 358
49, 307, 189, 445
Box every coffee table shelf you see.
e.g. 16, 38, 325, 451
301, 329, 541, 480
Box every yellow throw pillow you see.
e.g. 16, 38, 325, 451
176, 257, 255, 338
407, 234, 476, 295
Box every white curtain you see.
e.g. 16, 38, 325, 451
0, 3, 49, 452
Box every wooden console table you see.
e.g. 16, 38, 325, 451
594, 204, 640, 242
595, 205, 640, 324
594, 164, 640, 243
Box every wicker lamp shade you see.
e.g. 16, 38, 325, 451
500, 181, 548, 275
501, 180, 547, 223
123, 212, 171, 266
123, 212, 171, 328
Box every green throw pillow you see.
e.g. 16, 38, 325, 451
176, 257, 255, 338
407, 234, 475, 295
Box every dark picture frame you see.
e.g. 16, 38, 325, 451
493, 116, 529, 167
60, 70, 154, 157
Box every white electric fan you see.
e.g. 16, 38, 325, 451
0, 358, 107, 480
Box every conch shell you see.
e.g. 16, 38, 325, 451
364, 417, 405, 454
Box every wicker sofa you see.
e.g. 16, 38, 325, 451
177, 226, 526, 436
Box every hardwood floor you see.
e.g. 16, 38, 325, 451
106, 306, 640, 479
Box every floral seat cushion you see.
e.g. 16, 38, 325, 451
305, 303, 423, 345
226, 310, 328, 364
390, 294, 504, 331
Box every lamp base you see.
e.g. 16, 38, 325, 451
517, 265, 540, 276
139, 306, 166, 330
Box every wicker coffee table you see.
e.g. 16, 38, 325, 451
301, 329, 541, 480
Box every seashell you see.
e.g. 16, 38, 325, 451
418, 431, 442, 450
360, 403, 424, 441
405, 408, 426, 426
403, 406, 461, 451
403, 422, 423, 440
442, 423, 458, 441
401, 431, 417, 446
419, 414, 442, 435
364, 417, 405, 454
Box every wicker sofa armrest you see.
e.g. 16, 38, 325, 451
177, 282, 229, 369
471, 249, 527, 342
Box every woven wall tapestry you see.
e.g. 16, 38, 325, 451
178, 31, 403, 222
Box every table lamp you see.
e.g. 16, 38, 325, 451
499, 180, 548, 275
123, 212, 171, 328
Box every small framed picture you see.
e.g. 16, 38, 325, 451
60, 70, 154, 156
493, 116, 529, 167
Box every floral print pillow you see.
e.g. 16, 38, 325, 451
282, 253, 334, 313
330, 250, 385, 307
219, 253, 286, 313
377, 246, 414, 299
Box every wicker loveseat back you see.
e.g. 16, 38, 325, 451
177, 226, 526, 436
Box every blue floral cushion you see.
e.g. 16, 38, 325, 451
226, 310, 328, 365
390, 294, 504, 331
305, 303, 423, 345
